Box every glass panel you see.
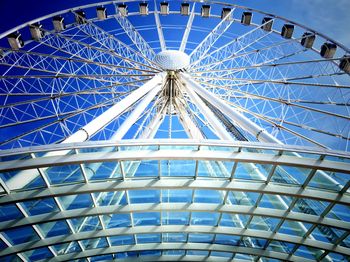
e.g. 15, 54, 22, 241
110, 235, 134, 246
191, 212, 219, 226
326, 204, 350, 221
82, 237, 108, 250
23, 247, 53, 261
259, 194, 288, 210
45, 164, 83, 184
279, 220, 311, 237
39, 220, 71, 238
219, 213, 243, 227
188, 233, 214, 243
194, 189, 223, 203
162, 212, 189, 225
1, 169, 46, 189
104, 214, 131, 228
268, 240, 294, 253
293, 198, 326, 215
96, 191, 127, 206
162, 189, 192, 203
21, 198, 58, 215
247, 216, 278, 231
308, 171, 343, 191
84, 162, 122, 180
187, 250, 209, 256
211, 251, 232, 258
0, 204, 23, 222
294, 245, 319, 260
161, 160, 195, 177
91, 255, 113, 262
133, 160, 158, 177
70, 216, 102, 232
227, 191, 258, 206
233, 162, 265, 181
4, 226, 39, 245
197, 161, 233, 178
129, 190, 160, 204
139, 250, 161, 256
162, 233, 186, 242
273, 166, 309, 185
60, 194, 93, 210
133, 212, 160, 226
215, 234, 240, 245
136, 233, 161, 244
53, 241, 81, 254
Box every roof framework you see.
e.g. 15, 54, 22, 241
0, 1, 349, 261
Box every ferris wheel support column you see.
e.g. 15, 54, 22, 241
181, 73, 342, 191
111, 81, 164, 140
181, 73, 281, 144
179, 77, 233, 140
6, 74, 165, 191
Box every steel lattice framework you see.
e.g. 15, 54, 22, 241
0, 1, 349, 261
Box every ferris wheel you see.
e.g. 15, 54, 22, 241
0, 1, 349, 261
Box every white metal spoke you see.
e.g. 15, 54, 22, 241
114, 6, 156, 60
153, 0, 166, 51
189, 8, 234, 64
179, 3, 196, 52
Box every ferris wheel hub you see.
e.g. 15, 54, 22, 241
154, 50, 190, 70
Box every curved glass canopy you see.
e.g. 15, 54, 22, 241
0, 1, 349, 261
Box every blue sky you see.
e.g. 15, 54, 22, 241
0, 0, 349, 47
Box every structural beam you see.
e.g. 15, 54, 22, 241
1, 203, 349, 232
5, 73, 165, 190
180, 73, 281, 143
2, 224, 349, 257
49, 243, 314, 262
1, 179, 348, 206
178, 78, 233, 140
179, 3, 196, 52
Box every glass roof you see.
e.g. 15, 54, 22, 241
0, 0, 349, 261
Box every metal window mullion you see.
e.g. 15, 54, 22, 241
79, 158, 113, 251
317, 231, 350, 261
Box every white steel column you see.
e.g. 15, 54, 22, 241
179, 3, 196, 52
179, 76, 233, 140
153, 0, 166, 52
180, 72, 280, 144
6, 74, 165, 190
111, 81, 163, 140
173, 97, 203, 139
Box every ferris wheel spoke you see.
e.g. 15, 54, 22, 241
192, 75, 350, 89
199, 70, 345, 86
1, 48, 158, 75
39, 29, 158, 73
114, 7, 157, 60
0, 79, 141, 109
264, 117, 350, 141
197, 80, 349, 120
0, 78, 147, 98
179, 2, 196, 52
191, 57, 343, 74
190, 19, 274, 70
0, 96, 123, 147
71, 11, 159, 70
191, 35, 306, 72
189, 8, 234, 64
226, 101, 329, 148
0, 73, 154, 80
153, 0, 166, 51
